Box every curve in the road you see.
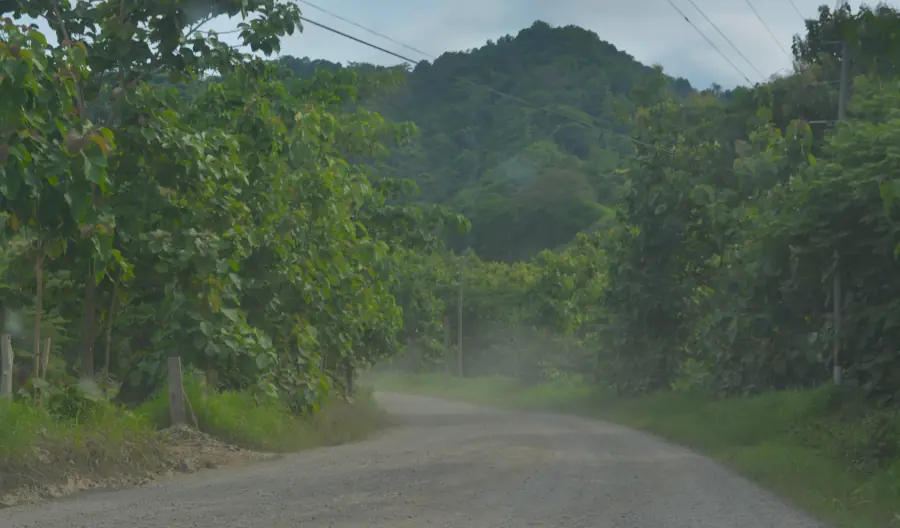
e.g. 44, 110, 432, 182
1, 392, 824, 528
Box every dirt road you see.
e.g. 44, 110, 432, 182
2, 392, 823, 527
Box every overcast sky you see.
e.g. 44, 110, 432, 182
268, 0, 869, 89
22, 0, 872, 89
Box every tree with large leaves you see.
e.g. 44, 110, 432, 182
1, 0, 461, 410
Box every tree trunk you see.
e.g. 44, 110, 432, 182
78, 265, 97, 379
32, 251, 43, 380
103, 275, 120, 378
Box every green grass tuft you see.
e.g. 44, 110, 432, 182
0, 398, 166, 497
1, 378, 387, 500
138, 376, 388, 452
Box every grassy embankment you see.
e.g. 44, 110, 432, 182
373, 371, 900, 528
0, 376, 386, 499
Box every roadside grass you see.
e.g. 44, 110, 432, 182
372, 371, 900, 528
0, 377, 387, 500
138, 375, 388, 452
0, 398, 167, 498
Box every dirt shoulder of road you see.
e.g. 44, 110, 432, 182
0, 424, 276, 508
0, 387, 388, 508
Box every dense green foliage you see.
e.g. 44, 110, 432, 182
0, 0, 461, 413
376, 4, 900, 412
5, 0, 900, 448
5, 2, 898, 521
599, 3, 900, 402
279, 22, 694, 261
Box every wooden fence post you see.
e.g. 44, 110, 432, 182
443, 314, 451, 374
37, 337, 51, 406
167, 356, 186, 425
345, 361, 356, 401
1, 334, 13, 399
40, 337, 51, 379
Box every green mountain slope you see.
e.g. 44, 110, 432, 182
280, 20, 696, 260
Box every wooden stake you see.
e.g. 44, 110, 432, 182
167, 356, 186, 425
41, 337, 51, 379
38, 337, 51, 406
1, 334, 13, 398
443, 315, 451, 374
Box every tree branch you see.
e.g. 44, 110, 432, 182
186, 13, 214, 38
50, 0, 85, 117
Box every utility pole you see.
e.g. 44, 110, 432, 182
838, 40, 850, 121
443, 314, 451, 375
457, 258, 464, 378
832, 38, 850, 386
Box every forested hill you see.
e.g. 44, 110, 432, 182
278, 21, 696, 261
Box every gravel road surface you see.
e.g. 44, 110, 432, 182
2, 392, 824, 528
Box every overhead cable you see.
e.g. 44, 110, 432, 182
743, 0, 793, 59
683, 0, 766, 81
665, 0, 753, 84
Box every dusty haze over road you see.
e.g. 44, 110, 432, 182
2, 392, 823, 527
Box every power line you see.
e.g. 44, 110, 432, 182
787, 0, 807, 21
743, 0, 793, 59
300, 16, 421, 65
665, 0, 752, 84
297, 0, 434, 59
682, 0, 766, 81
